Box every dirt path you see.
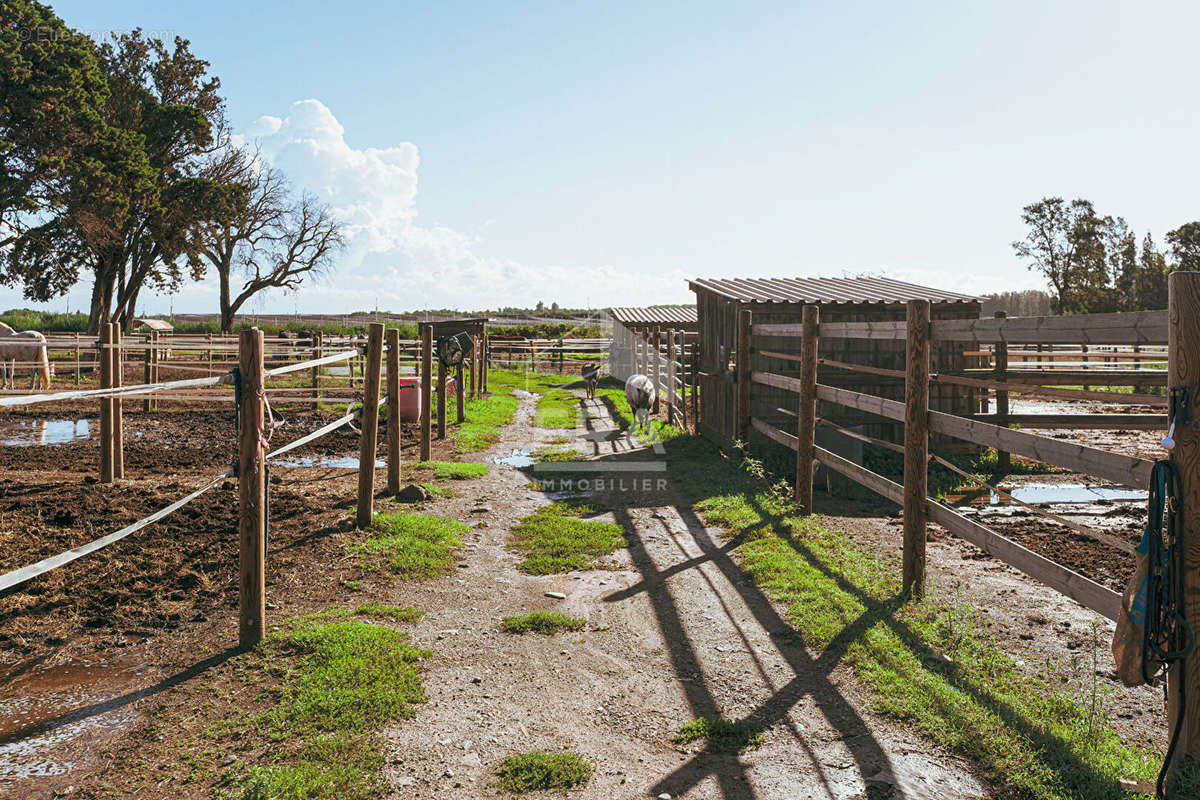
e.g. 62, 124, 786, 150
379, 392, 989, 799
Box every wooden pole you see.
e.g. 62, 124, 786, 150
356, 323, 384, 529
666, 329, 677, 426
99, 325, 113, 483
143, 332, 153, 412
456, 360, 465, 423
74, 332, 80, 386
1169, 272, 1200, 762
311, 331, 323, 408
903, 299, 930, 596
469, 334, 477, 397
437, 354, 447, 439
112, 323, 123, 480
735, 308, 752, 443
420, 325, 432, 461
386, 327, 401, 496
652, 327, 662, 413
238, 327, 266, 649
993, 311, 1010, 475
795, 305, 819, 512
481, 330, 488, 392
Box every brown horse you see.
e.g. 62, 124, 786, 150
0, 322, 51, 390
581, 363, 600, 399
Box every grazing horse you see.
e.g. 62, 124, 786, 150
0, 322, 51, 390
624, 373, 656, 431
581, 363, 600, 399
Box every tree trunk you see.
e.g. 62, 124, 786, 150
219, 264, 233, 332
88, 273, 114, 335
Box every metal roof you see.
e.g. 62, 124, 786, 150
687, 276, 981, 305
608, 305, 698, 326
133, 317, 174, 330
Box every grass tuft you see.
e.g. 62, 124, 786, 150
509, 503, 626, 575
673, 717, 765, 753
348, 512, 464, 579
501, 611, 587, 635
415, 461, 488, 479
532, 444, 588, 462
494, 750, 593, 794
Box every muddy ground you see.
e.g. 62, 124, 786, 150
0, 388, 1170, 799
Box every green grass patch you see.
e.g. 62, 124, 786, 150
231, 610, 429, 800
415, 460, 488, 479
501, 611, 587, 635
348, 512, 464, 579
673, 717, 765, 753
509, 502, 626, 575
352, 602, 424, 624
660, 432, 1161, 800
531, 444, 588, 462
494, 750, 593, 794
420, 482, 456, 498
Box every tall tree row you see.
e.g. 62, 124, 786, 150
0, 1, 342, 332
1012, 197, 1191, 314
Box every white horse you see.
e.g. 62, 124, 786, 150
0, 322, 51, 390
624, 373, 656, 431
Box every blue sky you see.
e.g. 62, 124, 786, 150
25, 0, 1200, 314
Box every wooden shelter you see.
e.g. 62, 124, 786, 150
689, 276, 982, 452
608, 305, 698, 379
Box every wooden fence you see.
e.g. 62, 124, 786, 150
719, 275, 1200, 760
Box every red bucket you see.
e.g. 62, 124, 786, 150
395, 377, 457, 422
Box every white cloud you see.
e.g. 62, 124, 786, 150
217, 99, 685, 312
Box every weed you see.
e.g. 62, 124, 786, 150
501, 611, 587, 635
532, 444, 588, 462
421, 482, 456, 498
673, 717, 765, 753
348, 512, 464, 579
494, 751, 593, 794
509, 503, 626, 575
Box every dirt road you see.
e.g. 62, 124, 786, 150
379, 393, 988, 799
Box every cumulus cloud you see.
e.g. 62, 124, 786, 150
219, 99, 687, 312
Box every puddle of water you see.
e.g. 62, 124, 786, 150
494, 448, 536, 468
0, 655, 146, 786
958, 482, 1147, 507
273, 455, 385, 469
0, 419, 91, 446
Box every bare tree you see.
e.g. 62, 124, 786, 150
188, 146, 344, 331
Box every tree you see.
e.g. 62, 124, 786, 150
1012, 198, 1110, 314
0, 1, 110, 248
187, 146, 343, 331
1167, 222, 1200, 272
1, 29, 233, 333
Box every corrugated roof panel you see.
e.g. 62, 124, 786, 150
607, 305, 698, 325
687, 276, 980, 304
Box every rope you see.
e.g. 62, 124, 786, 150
0, 470, 231, 593
266, 408, 361, 462
0, 373, 233, 408
265, 349, 358, 378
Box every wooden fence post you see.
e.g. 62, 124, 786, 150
74, 332, 80, 386
666, 329, 677, 426
143, 332, 153, 412
99, 325, 113, 483
652, 327, 662, 413
690, 335, 699, 429
356, 322, 384, 529
736, 308, 752, 443
903, 300, 930, 596
420, 325, 432, 461
1168, 271, 1200, 761
456, 360, 465, 423
480, 331, 488, 392
795, 305, 819, 511
112, 323, 123, 480
993, 311, 1010, 475
469, 335, 477, 397
311, 331, 323, 408
238, 327, 266, 649
437, 354, 447, 439
386, 327, 401, 496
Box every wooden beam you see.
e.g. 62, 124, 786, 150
112, 323, 123, 480
994, 311, 1010, 474
386, 327, 401, 496
971, 413, 1165, 429
795, 305, 819, 512
736, 308, 752, 441
356, 323, 384, 529
814, 444, 904, 505
420, 325, 432, 461
1169, 271, 1200, 759
904, 300, 930, 596
932, 309, 1168, 345
437, 353, 447, 439
238, 327, 266, 649
99, 325, 112, 483
957, 368, 1165, 385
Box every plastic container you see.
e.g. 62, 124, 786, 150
396, 376, 457, 421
